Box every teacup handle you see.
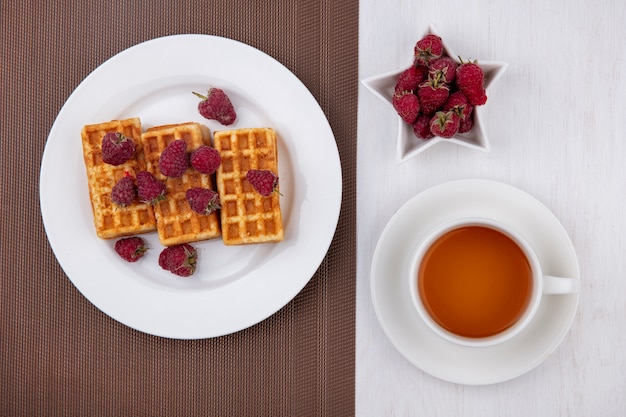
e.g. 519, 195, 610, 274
543, 275, 581, 294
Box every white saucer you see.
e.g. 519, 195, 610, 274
370, 179, 580, 385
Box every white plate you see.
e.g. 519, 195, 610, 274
40, 35, 342, 339
370, 179, 580, 385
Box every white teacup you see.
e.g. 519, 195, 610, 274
409, 217, 580, 348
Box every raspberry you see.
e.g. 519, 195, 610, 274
114, 237, 147, 262
456, 58, 487, 106
458, 114, 474, 133
111, 174, 136, 206
136, 171, 166, 204
392, 90, 420, 124
413, 114, 435, 140
429, 56, 458, 85
246, 169, 279, 197
101, 132, 135, 166
417, 76, 449, 115
193, 88, 237, 126
443, 91, 473, 121
414, 34, 443, 66
185, 187, 221, 215
394, 65, 427, 93
430, 111, 460, 138
190, 145, 221, 175
158, 244, 197, 277
159, 139, 188, 178
391, 36, 487, 138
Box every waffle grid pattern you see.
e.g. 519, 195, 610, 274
81, 118, 157, 239
214, 128, 284, 245
141, 123, 221, 246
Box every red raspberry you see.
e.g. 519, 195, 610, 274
458, 114, 474, 133
111, 174, 136, 206
394, 65, 427, 93
159, 139, 189, 178
392, 90, 420, 124
430, 111, 460, 138
101, 132, 135, 166
417, 76, 449, 115
193, 88, 237, 126
414, 34, 443, 66
429, 57, 458, 85
185, 187, 221, 215
114, 237, 147, 262
443, 91, 473, 121
456, 59, 487, 106
413, 114, 435, 140
246, 169, 279, 197
136, 171, 166, 204
190, 145, 221, 175
158, 244, 197, 277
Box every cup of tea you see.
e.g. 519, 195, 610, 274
408, 217, 580, 347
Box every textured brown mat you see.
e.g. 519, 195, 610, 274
1, 1, 357, 415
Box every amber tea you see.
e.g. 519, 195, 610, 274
417, 225, 533, 338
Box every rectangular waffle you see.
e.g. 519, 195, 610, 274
141, 122, 221, 246
81, 118, 157, 239
214, 127, 284, 245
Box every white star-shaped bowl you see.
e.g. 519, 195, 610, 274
361, 25, 508, 163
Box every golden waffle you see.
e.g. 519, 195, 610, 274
214, 128, 284, 245
141, 122, 221, 246
81, 118, 157, 239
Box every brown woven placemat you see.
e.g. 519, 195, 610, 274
0, 1, 357, 415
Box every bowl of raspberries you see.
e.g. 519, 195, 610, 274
362, 25, 507, 162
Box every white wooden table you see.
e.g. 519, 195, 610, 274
356, 1, 626, 415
